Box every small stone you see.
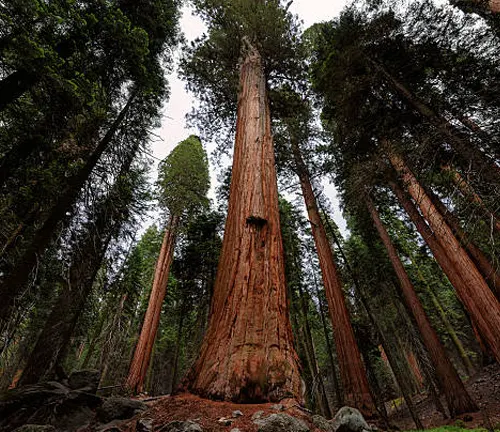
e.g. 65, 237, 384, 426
230, 429, 241, 432
232, 410, 244, 418
137, 418, 154, 432
218, 417, 233, 426
271, 404, 284, 411
252, 411, 265, 420
331, 406, 371, 432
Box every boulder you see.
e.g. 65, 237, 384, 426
312, 415, 333, 431
331, 407, 371, 432
158, 420, 203, 432
68, 370, 100, 393
96, 397, 147, 423
254, 413, 309, 432
13, 426, 56, 432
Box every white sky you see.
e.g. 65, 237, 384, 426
150, 0, 351, 233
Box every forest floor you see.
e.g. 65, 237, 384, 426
389, 363, 500, 430
119, 364, 500, 432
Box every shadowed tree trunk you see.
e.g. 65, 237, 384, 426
186, 45, 301, 403
366, 195, 477, 417
290, 139, 375, 415
0, 93, 135, 322
369, 58, 500, 188
388, 152, 500, 363
125, 215, 179, 393
0, 69, 38, 112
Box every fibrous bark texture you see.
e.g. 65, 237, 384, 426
366, 196, 477, 417
186, 46, 301, 403
389, 152, 500, 363
291, 140, 375, 416
126, 215, 178, 393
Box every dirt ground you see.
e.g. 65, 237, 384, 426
119, 364, 500, 432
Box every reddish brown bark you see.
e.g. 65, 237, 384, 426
125, 215, 178, 393
441, 164, 500, 233
186, 46, 301, 403
426, 185, 500, 299
366, 196, 477, 416
388, 152, 500, 363
290, 141, 375, 415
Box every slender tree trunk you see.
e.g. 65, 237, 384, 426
290, 139, 375, 415
186, 45, 301, 403
0, 93, 135, 322
370, 58, 500, 188
311, 269, 342, 408
81, 311, 107, 370
426, 187, 500, 299
420, 273, 475, 375
297, 284, 332, 418
366, 195, 477, 416
171, 302, 186, 391
388, 152, 500, 362
125, 215, 179, 393
441, 164, 500, 234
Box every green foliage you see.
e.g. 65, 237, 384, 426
157, 135, 210, 217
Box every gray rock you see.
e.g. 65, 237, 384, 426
312, 414, 333, 431
254, 413, 309, 432
271, 404, 285, 411
158, 420, 203, 432
230, 429, 241, 432
232, 410, 244, 418
331, 407, 371, 432
217, 417, 233, 426
137, 418, 154, 432
252, 410, 265, 420
68, 370, 100, 393
13, 426, 56, 432
97, 397, 147, 423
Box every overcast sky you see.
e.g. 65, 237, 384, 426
150, 0, 351, 233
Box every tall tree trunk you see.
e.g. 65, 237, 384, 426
125, 215, 179, 393
186, 45, 301, 403
388, 152, 500, 362
297, 284, 332, 418
366, 195, 477, 416
425, 186, 500, 299
441, 164, 500, 233
291, 139, 375, 415
0, 93, 135, 322
369, 58, 500, 188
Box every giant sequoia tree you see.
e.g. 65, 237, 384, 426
181, 0, 303, 402
126, 135, 210, 393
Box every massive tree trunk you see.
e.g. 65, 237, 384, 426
369, 58, 500, 188
290, 139, 375, 416
186, 46, 301, 403
366, 195, 477, 416
388, 152, 500, 362
125, 215, 179, 394
0, 93, 135, 322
